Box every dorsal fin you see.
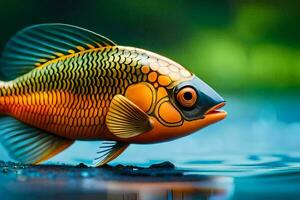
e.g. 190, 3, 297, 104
0, 23, 116, 80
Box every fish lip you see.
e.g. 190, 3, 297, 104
204, 102, 227, 116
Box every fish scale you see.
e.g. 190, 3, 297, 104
0, 47, 157, 139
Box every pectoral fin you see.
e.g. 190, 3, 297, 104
106, 95, 153, 139
93, 141, 129, 167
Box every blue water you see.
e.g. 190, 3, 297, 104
1, 93, 300, 199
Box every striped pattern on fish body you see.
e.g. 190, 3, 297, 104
0, 46, 192, 140
0, 24, 226, 166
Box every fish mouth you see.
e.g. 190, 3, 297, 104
204, 102, 227, 117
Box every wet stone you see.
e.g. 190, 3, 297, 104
0, 160, 179, 179
114, 164, 125, 170
100, 164, 114, 169
149, 161, 175, 169
76, 163, 88, 168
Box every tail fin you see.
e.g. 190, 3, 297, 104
0, 117, 74, 164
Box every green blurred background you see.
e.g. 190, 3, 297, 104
0, 0, 299, 93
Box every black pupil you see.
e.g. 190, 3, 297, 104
183, 92, 193, 101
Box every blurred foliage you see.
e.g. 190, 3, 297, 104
0, 0, 299, 92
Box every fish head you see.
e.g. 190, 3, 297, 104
135, 75, 227, 143
171, 76, 226, 121
120, 52, 227, 143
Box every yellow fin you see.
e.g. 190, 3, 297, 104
93, 141, 129, 167
0, 117, 74, 164
106, 95, 153, 139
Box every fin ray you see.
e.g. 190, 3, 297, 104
0, 117, 74, 164
13, 35, 56, 56
93, 141, 129, 167
14, 137, 52, 158
0, 23, 116, 80
10, 134, 49, 153
106, 95, 153, 139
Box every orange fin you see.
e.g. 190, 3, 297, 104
93, 141, 129, 167
0, 117, 74, 164
106, 95, 153, 139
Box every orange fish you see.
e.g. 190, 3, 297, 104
0, 24, 226, 166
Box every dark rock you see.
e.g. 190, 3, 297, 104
115, 164, 125, 170
76, 163, 88, 168
149, 161, 175, 169
100, 164, 113, 169
7, 161, 16, 166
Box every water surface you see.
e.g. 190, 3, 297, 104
1, 94, 300, 199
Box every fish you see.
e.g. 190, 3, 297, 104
0, 24, 227, 166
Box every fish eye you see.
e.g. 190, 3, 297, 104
176, 87, 197, 108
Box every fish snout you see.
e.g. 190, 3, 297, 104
196, 79, 226, 116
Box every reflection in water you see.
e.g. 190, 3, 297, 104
91, 177, 233, 200
0, 162, 233, 200
2, 154, 300, 199
1, 96, 300, 199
